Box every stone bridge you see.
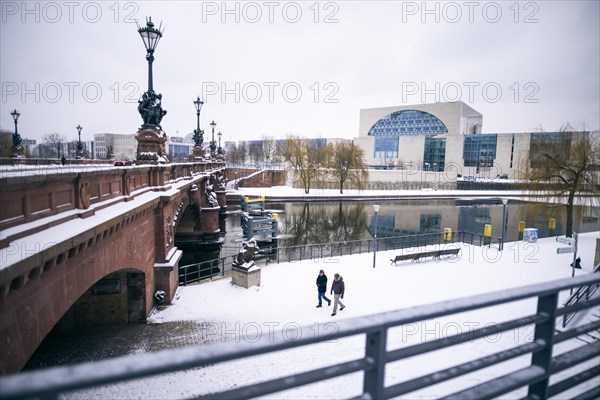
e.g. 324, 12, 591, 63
0, 162, 227, 374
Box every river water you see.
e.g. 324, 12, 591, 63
218, 198, 599, 260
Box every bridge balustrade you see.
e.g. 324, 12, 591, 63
1, 273, 598, 399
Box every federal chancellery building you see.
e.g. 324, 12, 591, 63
353, 101, 593, 180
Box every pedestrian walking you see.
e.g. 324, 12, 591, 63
330, 273, 345, 316
316, 270, 331, 308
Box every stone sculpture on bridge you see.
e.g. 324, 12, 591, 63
205, 185, 219, 208
138, 91, 167, 129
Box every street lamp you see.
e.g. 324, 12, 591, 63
217, 131, 222, 154
501, 198, 508, 251
137, 17, 163, 92
76, 124, 84, 158
193, 96, 204, 147
373, 204, 380, 268
210, 120, 217, 153
10, 109, 23, 158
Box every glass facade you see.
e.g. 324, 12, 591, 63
423, 137, 446, 171
374, 136, 398, 158
368, 110, 448, 136
463, 135, 498, 167
529, 132, 571, 168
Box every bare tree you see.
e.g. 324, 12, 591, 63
0, 130, 12, 157
262, 135, 276, 163
280, 136, 324, 194
225, 142, 239, 164
237, 141, 248, 165
42, 133, 67, 158
518, 128, 599, 237
328, 141, 369, 194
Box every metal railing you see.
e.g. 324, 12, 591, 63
178, 231, 502, 286
562, 262, 600, 328
1, 273, 599, 400
179, 258, 228, 286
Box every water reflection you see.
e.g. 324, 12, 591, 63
280, 202, 369, 246
221, 200, 597, 257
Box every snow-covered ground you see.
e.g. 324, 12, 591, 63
68, 232, 600, 399
233, 185, 527, 199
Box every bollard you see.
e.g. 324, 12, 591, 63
549, 218, 556, 237
518, 221, 526, 241
484, 224, 492, 246
444, 228, 452, 241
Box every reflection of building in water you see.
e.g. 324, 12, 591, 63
369, 202, 459, 238
231, 201, 596, 249
457, 206, 491, 235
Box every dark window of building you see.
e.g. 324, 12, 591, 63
529, 132, 571, 168
463, 135, 498, 167
368, 110, 448, 136
423, 137, 446, 171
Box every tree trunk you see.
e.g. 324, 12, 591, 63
565, 190, 575, 237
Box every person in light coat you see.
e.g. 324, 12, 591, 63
330, 273, 345, 316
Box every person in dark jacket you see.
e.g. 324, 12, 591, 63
316, 270, 331, 308
330, 273, 345, 316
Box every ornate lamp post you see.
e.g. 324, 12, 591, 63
135, 17, 168, 164
136, 16, 167, 129
210, 120, 217, 154
76, 124, 84, 159
192, 96, 204, 147
137, 17, 163, 93
217, 131, 223, 154
373, 204, 380, 268
10, 109, 23, 158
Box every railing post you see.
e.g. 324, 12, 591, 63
363, 328, 387, 399
528, 292, 559, 399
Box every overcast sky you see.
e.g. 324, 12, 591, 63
1, 1, 599, 143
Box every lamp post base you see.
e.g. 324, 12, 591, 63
135, 126, 168, 164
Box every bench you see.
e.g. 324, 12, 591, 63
390, 248, 461, 265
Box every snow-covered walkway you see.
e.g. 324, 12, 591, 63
66, 232, 600, 399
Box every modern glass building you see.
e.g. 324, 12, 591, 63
368, 110, 448, 136
463, 134, 497, 168
355, 101, 598, 179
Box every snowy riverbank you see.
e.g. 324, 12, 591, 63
68, 232, 599, 399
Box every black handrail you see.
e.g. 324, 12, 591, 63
562, 262, 600, 327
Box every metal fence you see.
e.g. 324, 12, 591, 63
179, 231, 502, 285
2, 273, 598, 400
562, 262, 600, 328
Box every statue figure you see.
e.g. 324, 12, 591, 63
233, 239, 259, 267
193, 129, 204, 147
206, 184, 219, 207
138, 91, 168, 128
